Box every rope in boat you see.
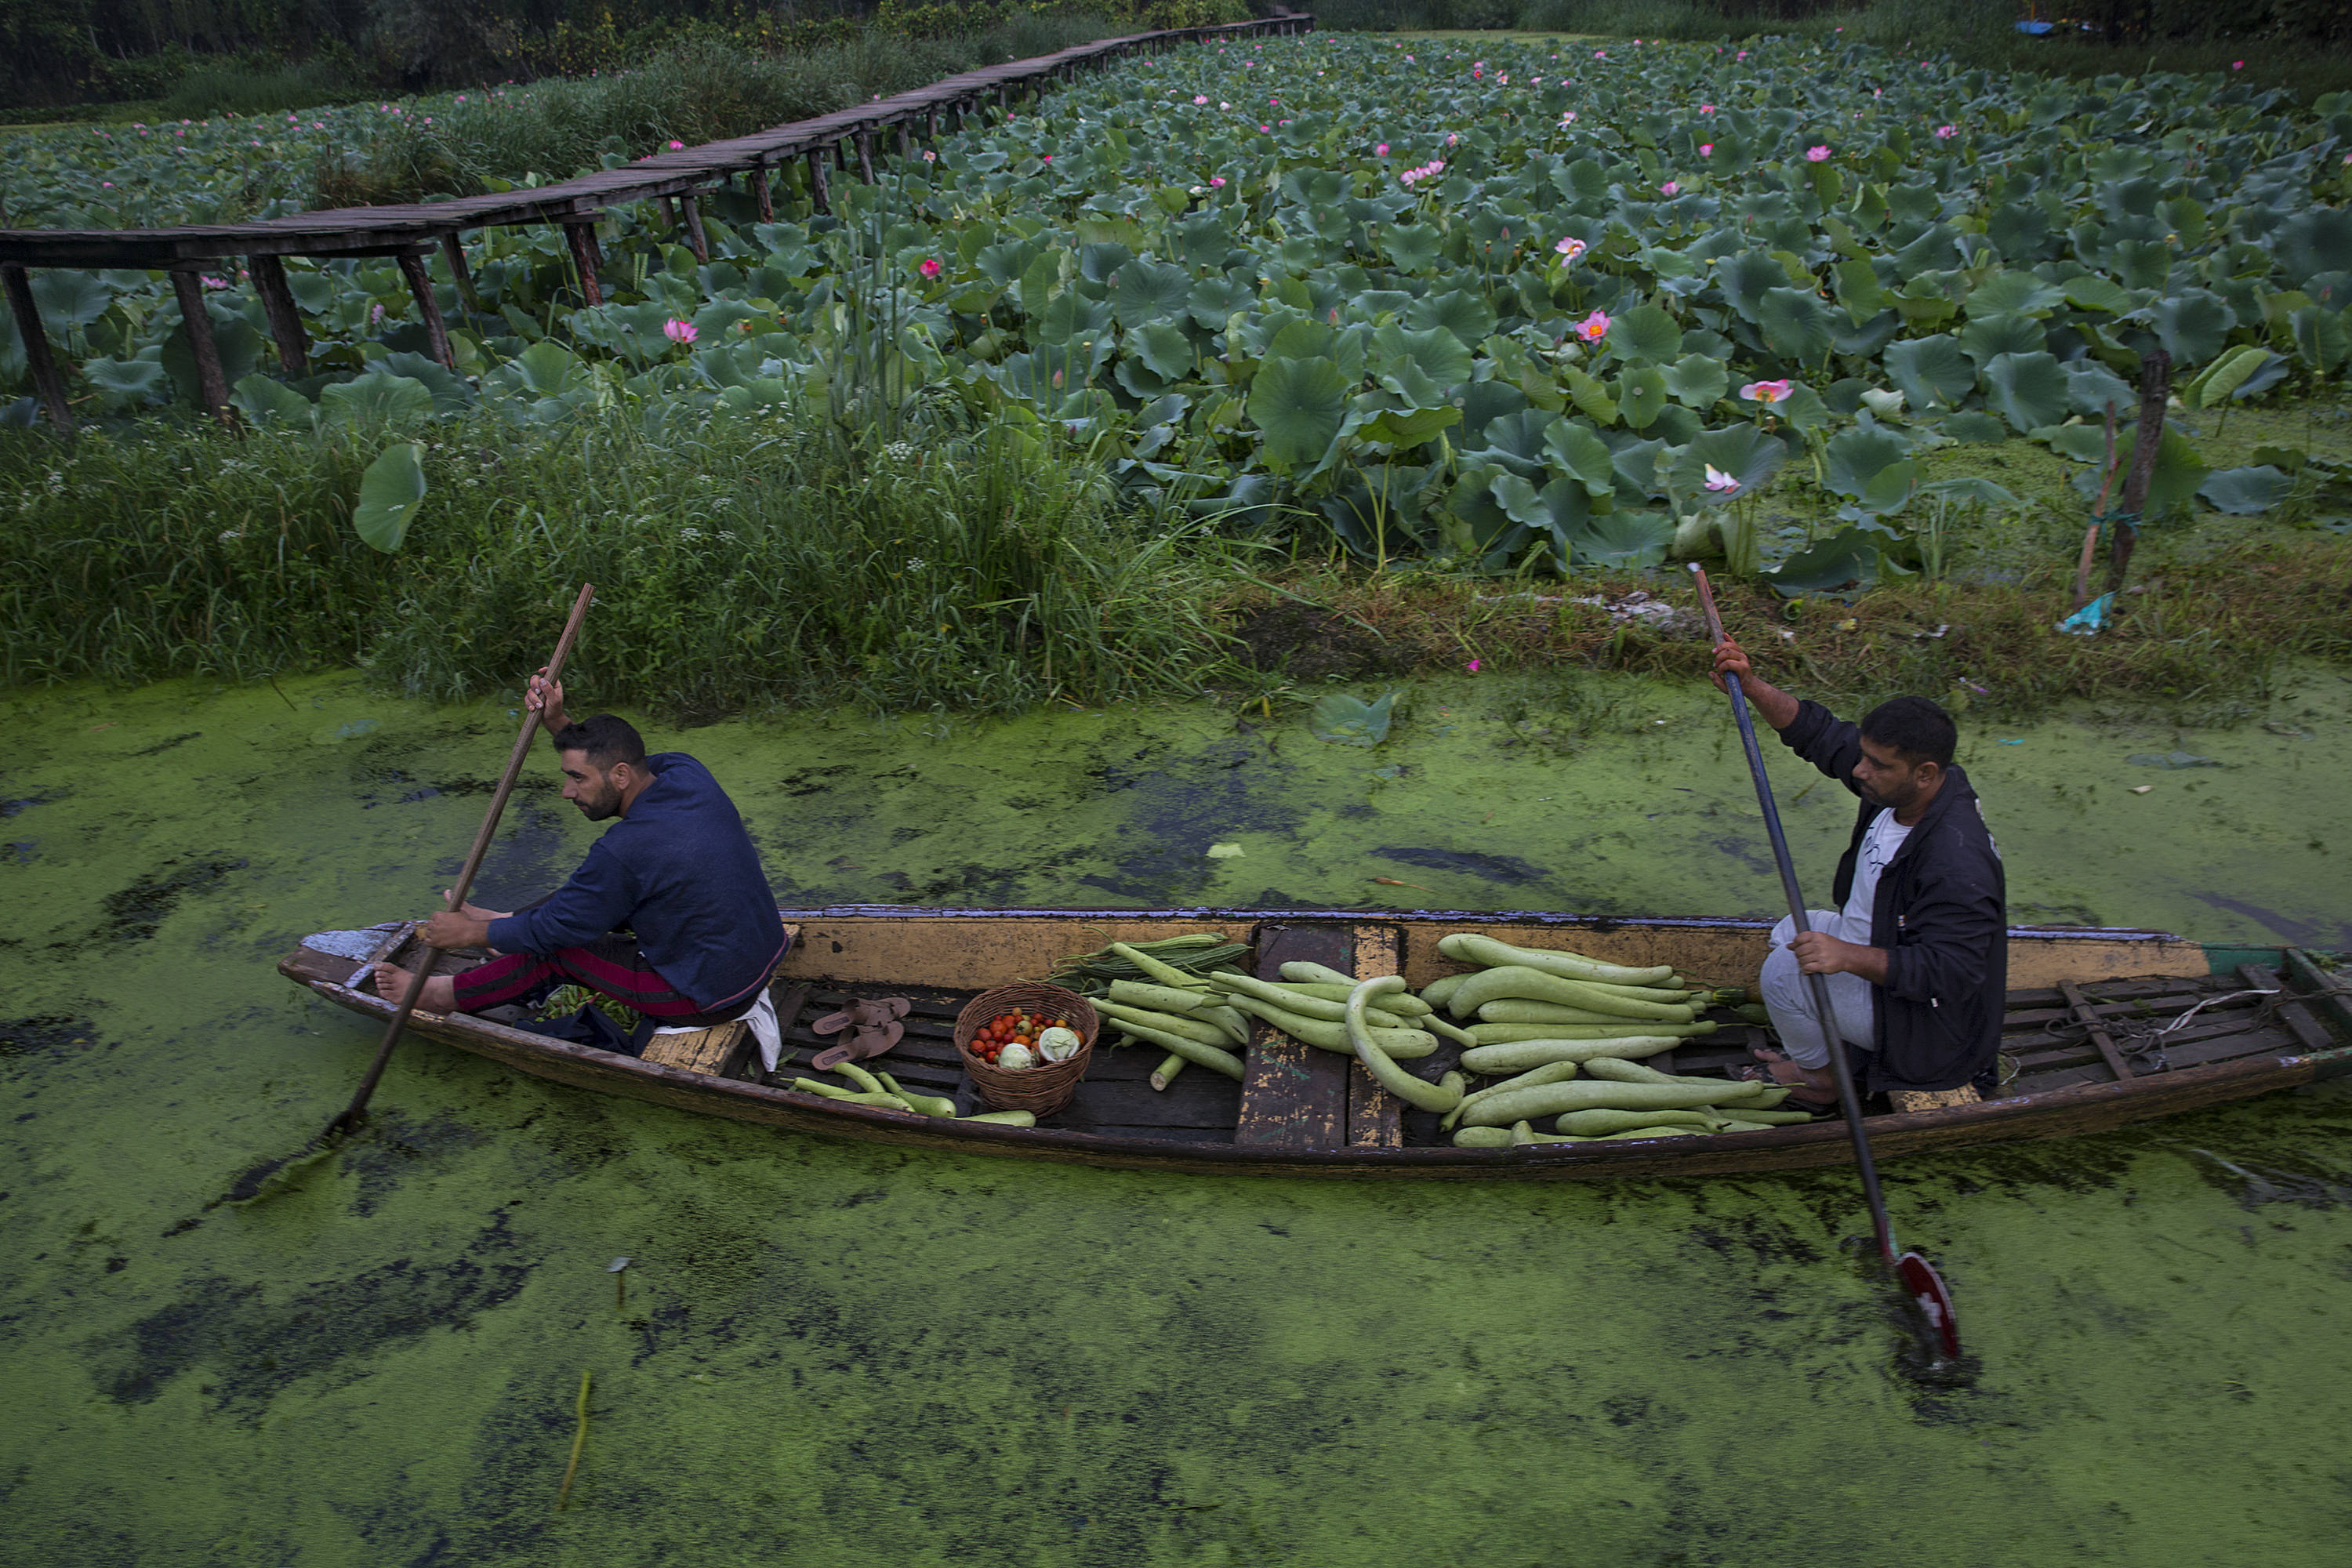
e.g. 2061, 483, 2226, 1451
2039, 987, 2278, 1075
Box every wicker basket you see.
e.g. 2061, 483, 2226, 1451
955, 982, 1100, 1116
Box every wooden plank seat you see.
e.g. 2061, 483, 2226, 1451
1234, 922, 1407, 1150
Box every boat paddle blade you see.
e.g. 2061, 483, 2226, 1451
1896, 1250, 1961, 1359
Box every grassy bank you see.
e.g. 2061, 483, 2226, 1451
0, 412, 1228, 716
5, 407, 2347, 725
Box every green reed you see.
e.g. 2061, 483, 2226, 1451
0, 408, 1233, 717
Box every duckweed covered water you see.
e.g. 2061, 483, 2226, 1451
4, 670, 2350, 1564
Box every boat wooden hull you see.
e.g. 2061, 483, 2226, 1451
279, 906, 2352, 1180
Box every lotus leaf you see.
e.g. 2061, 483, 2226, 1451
1981, 351, 2071, 434
1957, 312, 2046, 368
2197, 466, 2293, 515
1112, 260, 1192, 328
1882, 335, 1973, 412
352, 441, 428, 553
1543, 419, 1618, 497
1310, 691, 1397, 747
1762, 524, 1899, 596
1564, 510, 1676, 570
1248, 355, 1352, 472
320, 370, 435, 428
84, 356, 171, 412
29, 270, 112, 331
1669, 424, 1786, 509
2150, 290, 2237, 367
1662, 353, 1730, 409
1616, 365, 1670, 431
1607, 305, 1682, 364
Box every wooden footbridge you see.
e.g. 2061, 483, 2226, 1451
0, 12, 1315, 429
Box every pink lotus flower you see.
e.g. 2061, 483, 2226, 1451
1660, 181, 1679, 196
919, 257, 942, 278
1700, 143, 1714, 158
1555, 235, 1588, 263
1700, 103, 1715, 114
1467, 658, 1481, 673
1593, 49, 1607, 59
1934, 124, 1956, 140
1042, 153, 1053, 162
1193, 94, 1209, 105
1740, 379, 1792, 404
1209, 176, 1226, 187
664, 318, 697, 345
668, 140, 683, 149
1704, 465, 1740, 494
2233, 59, 2245, 69
1737, 49, 1749, 60
1573, 310, 1611, 343
1804, 145, 1831, 162
1375, 143, 1390, 155
923, 149, 937, 162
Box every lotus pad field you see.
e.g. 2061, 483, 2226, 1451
9, 32, 2352, 586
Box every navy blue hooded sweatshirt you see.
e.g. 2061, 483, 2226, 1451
1780, 701, 2007, 1095
486, 753, 786, 1012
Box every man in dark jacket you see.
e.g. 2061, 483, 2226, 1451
372, 677, 789, 1025
1711, 639, 2006, 1112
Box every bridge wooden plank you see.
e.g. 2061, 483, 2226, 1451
0, 15, 1311, 272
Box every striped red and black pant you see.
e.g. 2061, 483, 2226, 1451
452, 934, 747, 1026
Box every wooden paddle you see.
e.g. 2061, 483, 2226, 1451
1688, 564, 1961, 1360
323, 581, 597, 1138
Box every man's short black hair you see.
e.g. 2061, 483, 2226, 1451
1860, 696, 1957, 768
551, 713, 647, 770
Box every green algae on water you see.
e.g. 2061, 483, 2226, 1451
2, 670, 2350, 1563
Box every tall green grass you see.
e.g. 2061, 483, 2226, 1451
364, 16, 1125, 198
1312, 0, 2352, 96
158, 58, 362, 118
0, 411, 1233, 717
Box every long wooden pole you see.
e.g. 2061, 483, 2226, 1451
324, 582, 595, 1138
1688, 565, 1961, 1360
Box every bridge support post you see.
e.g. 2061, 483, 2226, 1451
562, 220, 604, 307
396, 248, 456, 371
805, 151, 831, 216
248, 253, 310, 376
438, 234, 482, 318
2, 263, 74, 430
855, 131, 875, 184
167, 267, 235, 426
679, 191, 711, 263
750, 163, 774, 223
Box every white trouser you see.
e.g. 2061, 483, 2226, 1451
1759, 911, 1876, 1070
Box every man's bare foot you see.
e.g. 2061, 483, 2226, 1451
371, 963, 459, 1013
1741, 1044, 1838, 1104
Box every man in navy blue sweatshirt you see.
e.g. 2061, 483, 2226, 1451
372, 676, 789, 1025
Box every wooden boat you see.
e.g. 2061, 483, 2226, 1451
277, 906, 2352, 1179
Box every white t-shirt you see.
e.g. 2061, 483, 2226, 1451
1838, 808, 1912, 938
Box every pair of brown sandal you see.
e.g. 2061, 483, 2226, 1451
809, 996, 912, 1072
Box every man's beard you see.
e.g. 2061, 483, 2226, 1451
575, 787, 622, 821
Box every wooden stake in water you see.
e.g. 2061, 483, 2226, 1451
557, 1368, 593, 1509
